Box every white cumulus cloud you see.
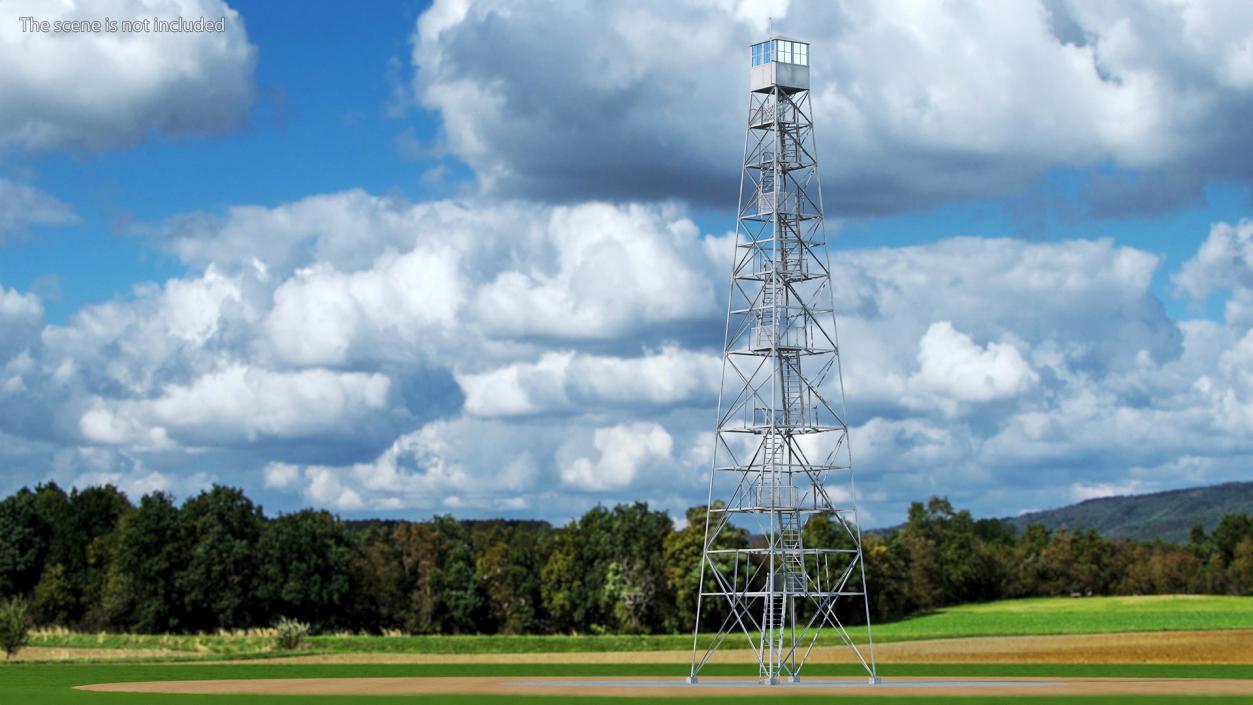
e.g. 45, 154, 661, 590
456, 346, 721, 417
409, 0, 1253, 211
560, 422, 674, 491
0, 0, 257, 150
80, 365, 391, 447
909, 321, 1038, 414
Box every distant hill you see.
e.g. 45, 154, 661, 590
1002, 482, 1253, 543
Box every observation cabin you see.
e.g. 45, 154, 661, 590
750, 37, 809, 93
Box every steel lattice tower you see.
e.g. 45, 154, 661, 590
688, 37, 878, 685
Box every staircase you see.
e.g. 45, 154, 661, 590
765, 590, 787, 640
761, 586, 788, 681
780, 355, 805, 427
762, 431, 783, 471
753, 277, 777, 351
780, 511, 806, 592
779, 231, 804, 279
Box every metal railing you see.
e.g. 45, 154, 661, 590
751, 321, 805, 350
755, 482, 798, 508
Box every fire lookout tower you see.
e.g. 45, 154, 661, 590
688, 37, 878, 685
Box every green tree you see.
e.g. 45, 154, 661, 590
0, 489, 50, 597
862, 533, 915, 623
346, 526, 408, 632
177, 486, 264, 630
1148, 545, 1199, 593
663, 505, 717, 633
31, 484, 71, 572
393, 522, 439, 633
606, 503, 673, 632
39, 485, 132, 625
539, 503, 675, 633
1214, 514, 1253, 561
800, 511, 862, 625
30, 564, 75, 626
1041, 529, 1131, 596
255, 509, 355, 631
0, 597, 29, 659
470, 521, 547, 634
898, 497, 1005, 608
539, 526, 581, 632
111, 492, 185, 632
1229, 538, 1253, 596
1007, 523, 1053, 597
431, 515, 483, 634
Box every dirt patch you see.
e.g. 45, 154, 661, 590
204, 630, 1253, 666
869, 630, 1253, 664
75, 675, 1253, 698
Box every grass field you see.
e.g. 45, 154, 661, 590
6, 662, 1253, 705
7, 595, 1253, 704
25, 594, 1253, 658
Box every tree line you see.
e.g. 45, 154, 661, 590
0, 485, 1251, 635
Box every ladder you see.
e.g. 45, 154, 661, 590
780, 510, 806, 592
762, 431, 782, 473
779, 233, 803, 279
780, 128, 800, 168
781, 356, 804, 427
761, 588, 788, 680
757, 431, 785, 505
754, 273, 777, 350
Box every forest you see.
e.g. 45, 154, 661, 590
1, 484, 1251, 635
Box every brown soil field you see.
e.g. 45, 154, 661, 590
195, 629, 1253, 666
75, 675, 1253, 698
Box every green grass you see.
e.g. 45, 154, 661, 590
10, 596, 1252, 703
27, 595, 1253, 658
3, 662, 1253, 705
859, 594, 1253, 642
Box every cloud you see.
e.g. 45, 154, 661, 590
155, 194, 721, 360
469, 203, 717, 340
0, 285, 43, 362
0, 0, 257, 150
262, 461, 300, 490
268, 417, 551, 514
1069, 480, 1147, 503
303, 466, 364, 511
7, 182, 1253, 524
1175, 219, 1253, 325
833, 236, 1176, 420
264, 245, 464, 367
908, 321, 1038, 415
46, 445, 215, 501
79, 365, 391, 447
559, 422, 674, 491
455, 346, 720, 417
408, 0, 1253, 212
0, 194, 725, 508
0, 179, 78, 241
39, 265, 260, 399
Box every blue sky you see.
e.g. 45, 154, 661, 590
1, 0, 1252, 526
